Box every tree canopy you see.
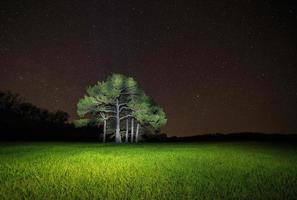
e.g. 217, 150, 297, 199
76, 74, 167, 143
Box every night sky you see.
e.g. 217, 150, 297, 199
1, 0, 297, 136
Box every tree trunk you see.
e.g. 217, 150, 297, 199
103, 119, 106, 143
115, 99, 121, 143
125, 118, 129, 143
131, 118, 134, 143
135, 123, 140, 143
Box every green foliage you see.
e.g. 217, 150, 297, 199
73, 119, 98, 128
1, 142, 297, 199
77, 74, 139, 119
128, 93, 150, 124
148, 104, 167, 129
77, 96, 98, 117
77, 73, 167, 141
129, 94, 167, 130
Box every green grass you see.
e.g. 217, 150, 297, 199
0, 142, 297, 200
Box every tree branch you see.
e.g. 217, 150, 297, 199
120, 115, 133, 120
119, 106, 132, 112
97, 109, 116, 113
118, 103, 128, 107
106, 116, 117, 120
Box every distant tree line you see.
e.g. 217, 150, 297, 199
0, 91, 68, 127
166, 132, 297, 142
0, 90, 100, 141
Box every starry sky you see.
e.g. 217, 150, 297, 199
1, 0, 297, 136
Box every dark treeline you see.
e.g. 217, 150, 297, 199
0, 91, 101, 141
1, 90, 296, 142
165, 132, 297, 143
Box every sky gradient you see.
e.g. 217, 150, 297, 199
1, 0, 297, 136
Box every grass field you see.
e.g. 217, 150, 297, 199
0, 142, 297, 200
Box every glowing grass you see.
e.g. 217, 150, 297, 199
0, 142, 297, 199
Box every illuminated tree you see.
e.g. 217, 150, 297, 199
129, 94, 167, 143
77, 73, 167, 143
77, 74, 138, 143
